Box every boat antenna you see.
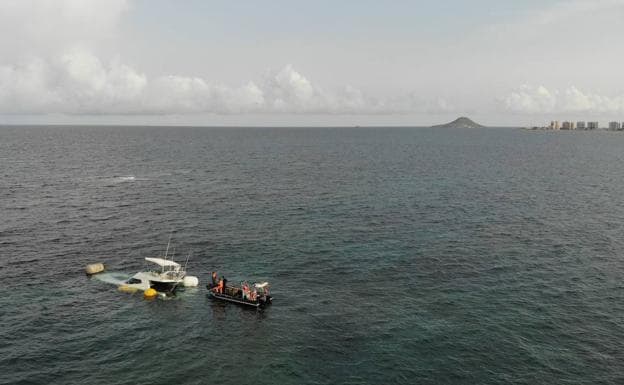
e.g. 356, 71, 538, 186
183, 253, 190, 273
164, 233, 173, 273
164, 234, 172, 258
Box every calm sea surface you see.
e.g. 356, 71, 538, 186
1, 126, 623, 384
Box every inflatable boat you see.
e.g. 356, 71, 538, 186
207, 281, 272, 308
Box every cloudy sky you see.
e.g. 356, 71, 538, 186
1, 0, 624, 126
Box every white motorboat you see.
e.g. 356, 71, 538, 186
125, 257, 187, 293
123, 240, 198, 293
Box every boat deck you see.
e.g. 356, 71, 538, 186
209, 291, 263, 307
207, 284, 272, 308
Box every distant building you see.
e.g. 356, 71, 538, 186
588, 121, 599, 130
609, 121, 621, 130
562, 121, 572, 130
554, 120, 560, 130
577, 121, 586, 130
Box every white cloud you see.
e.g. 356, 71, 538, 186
2, 0, 624, 124
144, 76, 266, 114
503, 85, 557, 114
266, 65, 317, 110
0, 0, 464, 118
0, 53, 453, 115
0, 0, 144, 114
258, 65, 387, 114
504, 85, 624, 114
59, 51, 147, 113
0, 51, 147, 114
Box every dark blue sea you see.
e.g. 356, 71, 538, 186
1, 125, 623, 384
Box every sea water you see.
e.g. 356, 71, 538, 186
1, 126, 623, 384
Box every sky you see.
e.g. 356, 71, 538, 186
1, 0, 624, 126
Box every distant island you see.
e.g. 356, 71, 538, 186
431, 117, 485, 128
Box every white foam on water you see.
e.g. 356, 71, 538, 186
92, 272, 130, 286
97, 175, 150, 186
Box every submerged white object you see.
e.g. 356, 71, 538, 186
121, 243, 192, 293
113, 237, 196, 294
124, 269, 185, 293
85, 263, 105, 275
182, 276, 199, 287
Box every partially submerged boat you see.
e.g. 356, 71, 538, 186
122, 240, 198, 294
124, 257, 188, 293
207, 281, 272, 308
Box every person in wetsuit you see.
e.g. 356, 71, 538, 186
222, 277, 228, 295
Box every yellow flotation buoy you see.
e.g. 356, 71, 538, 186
118, 285, 138, 294
144, 288, 158, 299
85, 263, 105, 275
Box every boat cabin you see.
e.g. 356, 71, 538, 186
124, 257, 187, 293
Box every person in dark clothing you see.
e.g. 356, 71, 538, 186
222, 277, 228, 295
211, 271, 218, 288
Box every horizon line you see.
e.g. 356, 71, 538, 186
0, 123, 523, 129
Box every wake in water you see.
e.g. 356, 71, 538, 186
97, 175, 150, 186
92, 272, 131, 286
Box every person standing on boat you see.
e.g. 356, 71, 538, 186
222, 276, 228, 295
211, 271, 218, 288
242, 282, 249, 300
217, 277, 224, 294
250, 288, 257, 302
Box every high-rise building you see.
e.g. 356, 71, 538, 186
554, 120, 560, 130
588, 121, 599, 130
562, 121, 572, 130
577, 121, 586, 130
609, 121, 621, 130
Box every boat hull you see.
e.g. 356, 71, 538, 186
125, 272, 183, 294
207, 289, 272, 308
150, 280, 180, 293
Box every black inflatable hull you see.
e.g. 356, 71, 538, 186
207, 285, 272, 308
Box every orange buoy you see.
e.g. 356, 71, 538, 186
143, 288, 157, 299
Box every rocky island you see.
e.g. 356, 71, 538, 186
431, 117, 485, 128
